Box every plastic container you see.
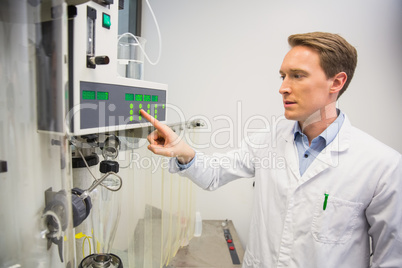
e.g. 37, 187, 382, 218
194, 212, 202, 237
117, 35, 146, 80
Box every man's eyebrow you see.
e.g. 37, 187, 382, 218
290, 68, 309, 74
280, 69, 309, 75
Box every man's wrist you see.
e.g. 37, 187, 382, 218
176, 149, 196, 165
176, 153, 196, 171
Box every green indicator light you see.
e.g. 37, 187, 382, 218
103, 13, 111, 29
135, 94, 143, 102
97, 91, 109, 100
83, 90, 96, 100
155, 104, 158, 108
139, 116, 142, 121
147, 104, 150, 109
155, 115, 158, 119
155, 109, 158, 114
130, 116, 133, 121
139, 104, 142, 109
130, 103, 134, 109
152, 95, 158, 102
144, 95, 151, 102
147, 109, 150, 114
130, 110, 133, 115
126, 93, 134, 101
162, 104, 165, 109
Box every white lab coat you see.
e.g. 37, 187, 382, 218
170, 115, 402, 268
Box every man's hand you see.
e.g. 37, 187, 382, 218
140, 109, 195, 164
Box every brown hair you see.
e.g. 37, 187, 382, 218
288, 32, 358, 98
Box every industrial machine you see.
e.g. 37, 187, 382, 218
37, 0, 167, 136
38, 0, 166, 267
0, 1, 196, 268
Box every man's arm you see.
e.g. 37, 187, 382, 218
366, 155, 402, 267
140, 109, 195, 164
141, 109, 255, 190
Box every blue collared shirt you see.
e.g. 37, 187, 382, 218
176, 156, 196, 171
293, 110, 345, 176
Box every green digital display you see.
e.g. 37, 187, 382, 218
82, 90, 96, 100
144, 95, 151, 102
135, 94, 143, 101
152, 95, 158, 102
97, 91, 109, 100
125, 93, 134, 101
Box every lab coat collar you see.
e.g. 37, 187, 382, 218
281, 114, 351, 152
280, 115, 352, 181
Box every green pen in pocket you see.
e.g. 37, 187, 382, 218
323, 192, 329, 210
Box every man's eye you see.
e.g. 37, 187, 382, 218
294, 74, 304, 79
280, 75, 285, 80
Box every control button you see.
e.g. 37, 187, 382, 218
94, 56, 109, 65
155, 104, 158, 108
130, 103, 133, 109
139, 110, 142, 115
229, 246, 235, 251
147, 109, 150, 114
102, 13, 111, 29
147, 104, 150, 109
139, 116, 142, 121
139, 103, 142, 109
155, 109, 158, 114
162, 104, 165, 109
155, 115, 158, 119
227, 239, 232, 243
0, 160, 7, 173
130, 110, 133, 115
130, 116, 133, 121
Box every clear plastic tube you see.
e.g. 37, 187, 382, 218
117, 0, 162, 66
90, 181, 122, 255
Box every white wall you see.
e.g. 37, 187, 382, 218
141, 0, 402, 248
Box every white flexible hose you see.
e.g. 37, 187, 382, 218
117, 0, 162, 65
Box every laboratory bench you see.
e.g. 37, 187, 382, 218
166, 220, 244, 268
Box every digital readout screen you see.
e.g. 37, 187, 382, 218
135, 94, 143, 101
125, 93, 134, 101
123, 93, 161, 102
82, 90, 96, 100
144, 95, 151, 102
97, 91, 109, 100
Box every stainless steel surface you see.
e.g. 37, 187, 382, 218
166, 220, 244, 268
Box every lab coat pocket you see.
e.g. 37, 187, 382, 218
311, 195, 363, 244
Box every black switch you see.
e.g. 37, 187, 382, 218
100, 160, 119, 173
0, 161, 7, 173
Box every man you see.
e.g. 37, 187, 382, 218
141, 32, 402, 267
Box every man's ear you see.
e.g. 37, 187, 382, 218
330, 72, 347, 94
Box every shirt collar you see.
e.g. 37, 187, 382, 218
293, 109, 345, 146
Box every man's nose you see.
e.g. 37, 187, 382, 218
279, 82, 291, 95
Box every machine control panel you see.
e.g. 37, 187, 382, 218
77, 81, 166, 134
65, 1, 168, 136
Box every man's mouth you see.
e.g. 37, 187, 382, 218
283, 100, 296, 107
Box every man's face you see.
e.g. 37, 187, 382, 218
279, 46, 336, 124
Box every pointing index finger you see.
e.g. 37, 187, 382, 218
141, 109, 164, 130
